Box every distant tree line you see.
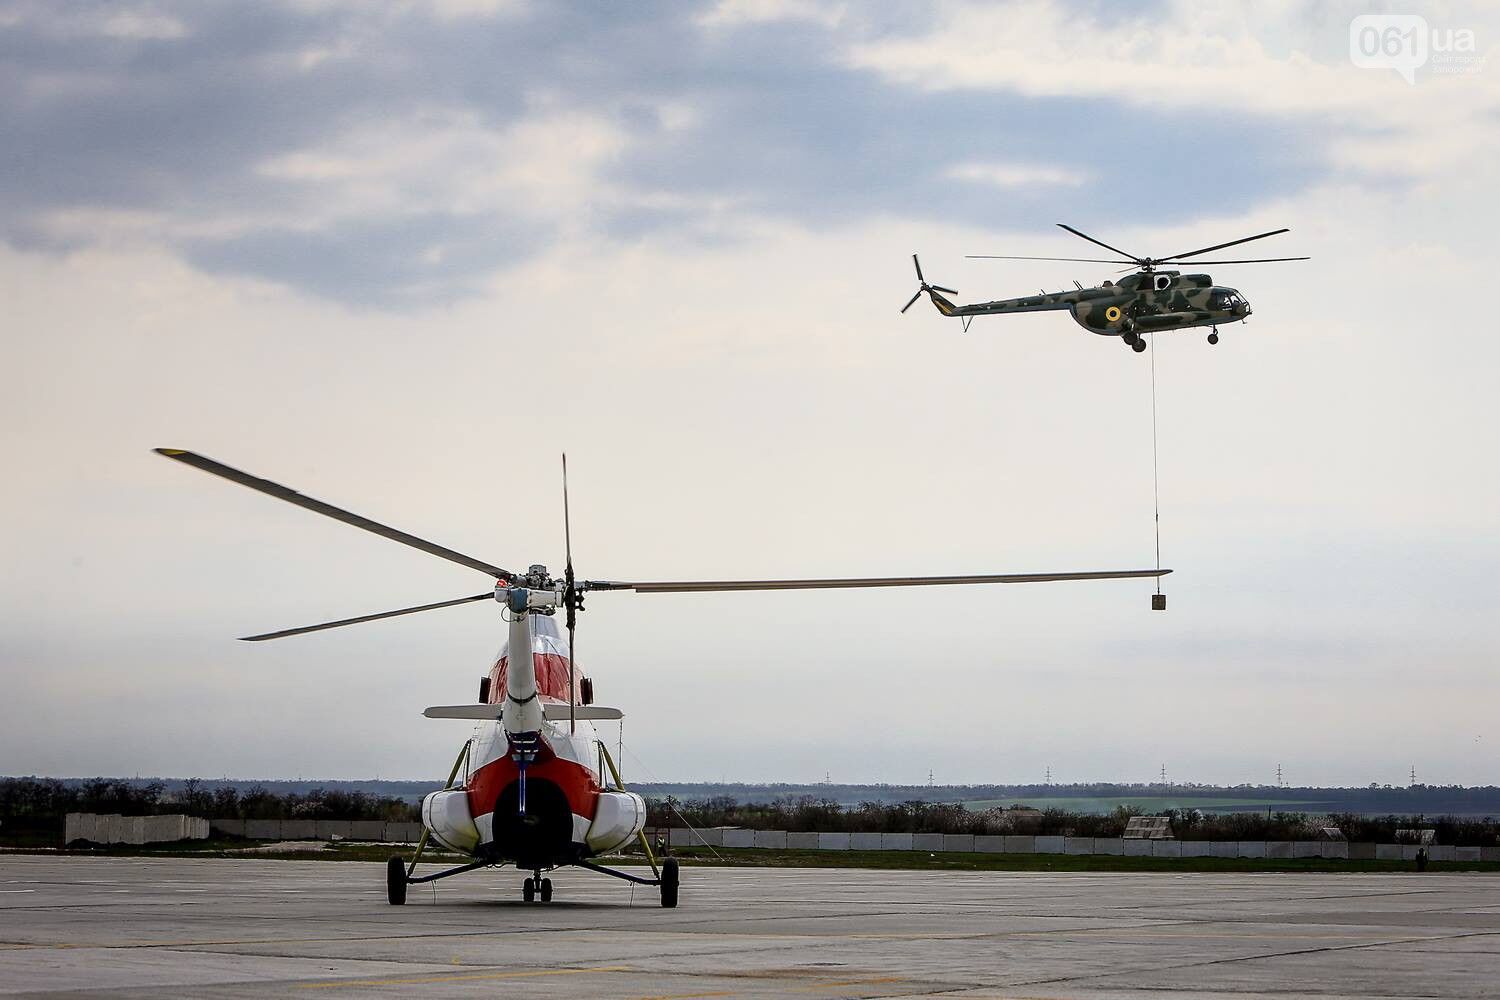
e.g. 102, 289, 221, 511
638, 782, 1500, 814
0, 777, 418, 824
8, 778, 1500, 846
645, 795, 1500, 845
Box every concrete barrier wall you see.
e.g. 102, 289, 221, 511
1294, 841, 1349, 859
65, 813, 208, 846
723, 829, 755, 848
361, 825, 1489, 861
64, 813, 95, 843
386, 822, 421, 844
208, 818, 422, 843
281, 820, 317, 840
314, 820, 349, 840
143, 815, 186, 842
245, 819, 280, 840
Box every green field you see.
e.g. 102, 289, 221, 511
962, 796, 1329, 814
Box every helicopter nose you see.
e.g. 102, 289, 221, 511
1239, 299, 1252, 317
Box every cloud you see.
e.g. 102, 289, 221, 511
944, 161, 1088, 188
846, 1, 1500, 180
696, 0, 847, 30
0, 0, 1339, 305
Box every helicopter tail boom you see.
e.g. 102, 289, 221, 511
933, 289, 1083, 319
926, 287, 961, 316
501, 611, 546, 735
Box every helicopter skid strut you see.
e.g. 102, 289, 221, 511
403, 859, 491, 885
390, 852, 679, 907
574, 859, 663, 887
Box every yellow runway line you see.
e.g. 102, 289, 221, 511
296, 964, 633, 989
790, 976, 907, 991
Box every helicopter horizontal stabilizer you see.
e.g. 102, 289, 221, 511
423, 703, 624, 722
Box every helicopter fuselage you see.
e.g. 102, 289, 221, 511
420, 610, 647, 874
927, 270, 1251, 342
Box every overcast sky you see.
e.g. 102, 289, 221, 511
3, 0, 1497, 788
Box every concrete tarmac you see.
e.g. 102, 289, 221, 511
2, 855, 1498, 998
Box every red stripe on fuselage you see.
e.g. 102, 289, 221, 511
467, 746, 600, 829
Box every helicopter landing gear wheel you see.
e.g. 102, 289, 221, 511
522, 877, 535, 903
1207, 331, 1219, 345
540, 877, 553, 903
386, 857, 407, 906
1132, 338, 1147, 353
660, 857, 680, 908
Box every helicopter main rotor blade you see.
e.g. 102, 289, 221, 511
967, 255, 1133, 264
239, 593, 494, 641
1154, 256, 1310, 265
1158, 228, 1290, 263
584, 568, 1169, 593
1056, 224, 1141, 264
900, 290, 924, 313
154, 449, 514, 580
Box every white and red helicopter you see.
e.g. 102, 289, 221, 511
156, 448, 1170, 908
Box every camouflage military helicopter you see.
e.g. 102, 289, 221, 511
902, 224, 1307, 352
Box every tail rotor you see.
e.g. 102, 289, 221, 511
901, 254, 957, 313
